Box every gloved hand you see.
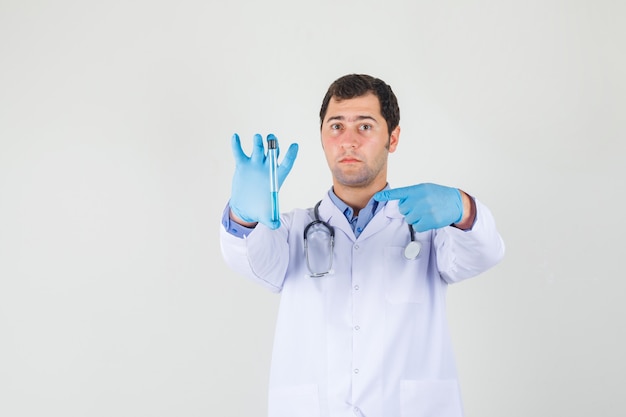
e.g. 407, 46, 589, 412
230, 133, 299, 230
373, 183, 463, 232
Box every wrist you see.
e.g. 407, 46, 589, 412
452, 191, 476, 230
229, 208, 258, 228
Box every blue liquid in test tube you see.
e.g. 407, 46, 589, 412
267, 137, 279, 223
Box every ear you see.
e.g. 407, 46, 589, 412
388, 126, 400, 153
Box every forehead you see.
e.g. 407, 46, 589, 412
324, 93, 383, 121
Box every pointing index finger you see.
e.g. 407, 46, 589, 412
373, 186, 410, 202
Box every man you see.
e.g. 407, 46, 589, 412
220, 74, 505, 417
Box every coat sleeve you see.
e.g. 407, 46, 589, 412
434, 199, 505, 284
219, 215, 292, 293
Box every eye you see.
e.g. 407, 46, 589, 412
330, 123, 342, 130
359, 124, 372, 131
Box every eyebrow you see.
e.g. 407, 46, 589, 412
325, 115, 379, 124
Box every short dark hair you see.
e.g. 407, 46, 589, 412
319, 74, 400, 135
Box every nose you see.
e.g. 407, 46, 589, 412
339, 129, 358, 149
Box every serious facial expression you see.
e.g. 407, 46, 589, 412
321, 93, 399, 189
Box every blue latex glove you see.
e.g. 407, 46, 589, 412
373, 183, 463, 232
230, 133, 299, 229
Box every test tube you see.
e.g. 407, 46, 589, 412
267, 137, 279, 223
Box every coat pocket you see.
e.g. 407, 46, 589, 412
400, 379, 464, 417
384, 246, 427, 304
268, 384, 321, 417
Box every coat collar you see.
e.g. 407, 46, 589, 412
316, 194, 403, 241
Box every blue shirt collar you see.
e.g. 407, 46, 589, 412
327, 185, 389, 238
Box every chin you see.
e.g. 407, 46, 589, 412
335, 176, 373, 188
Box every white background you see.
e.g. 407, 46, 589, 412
1, 1, 624, 416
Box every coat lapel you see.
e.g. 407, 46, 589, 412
317, 195, 404, 242
357, 199, 403, 241
317, 196, 355, 241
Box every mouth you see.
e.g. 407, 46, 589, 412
338, 155, 362, 163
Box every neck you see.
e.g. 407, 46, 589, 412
332, 181, 387, 216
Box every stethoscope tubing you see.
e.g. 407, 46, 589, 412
304, 200, 421, 268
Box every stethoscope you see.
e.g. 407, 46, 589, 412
303, 201, 422, 277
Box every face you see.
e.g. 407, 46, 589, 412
321, 93, 400, 190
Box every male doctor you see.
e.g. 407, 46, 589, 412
220, 74, 505, 417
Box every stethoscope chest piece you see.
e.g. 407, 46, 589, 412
404, 240, 421, 260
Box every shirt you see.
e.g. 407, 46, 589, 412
327, 187, 386, 238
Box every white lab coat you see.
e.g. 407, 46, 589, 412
220, 194, 505, 417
